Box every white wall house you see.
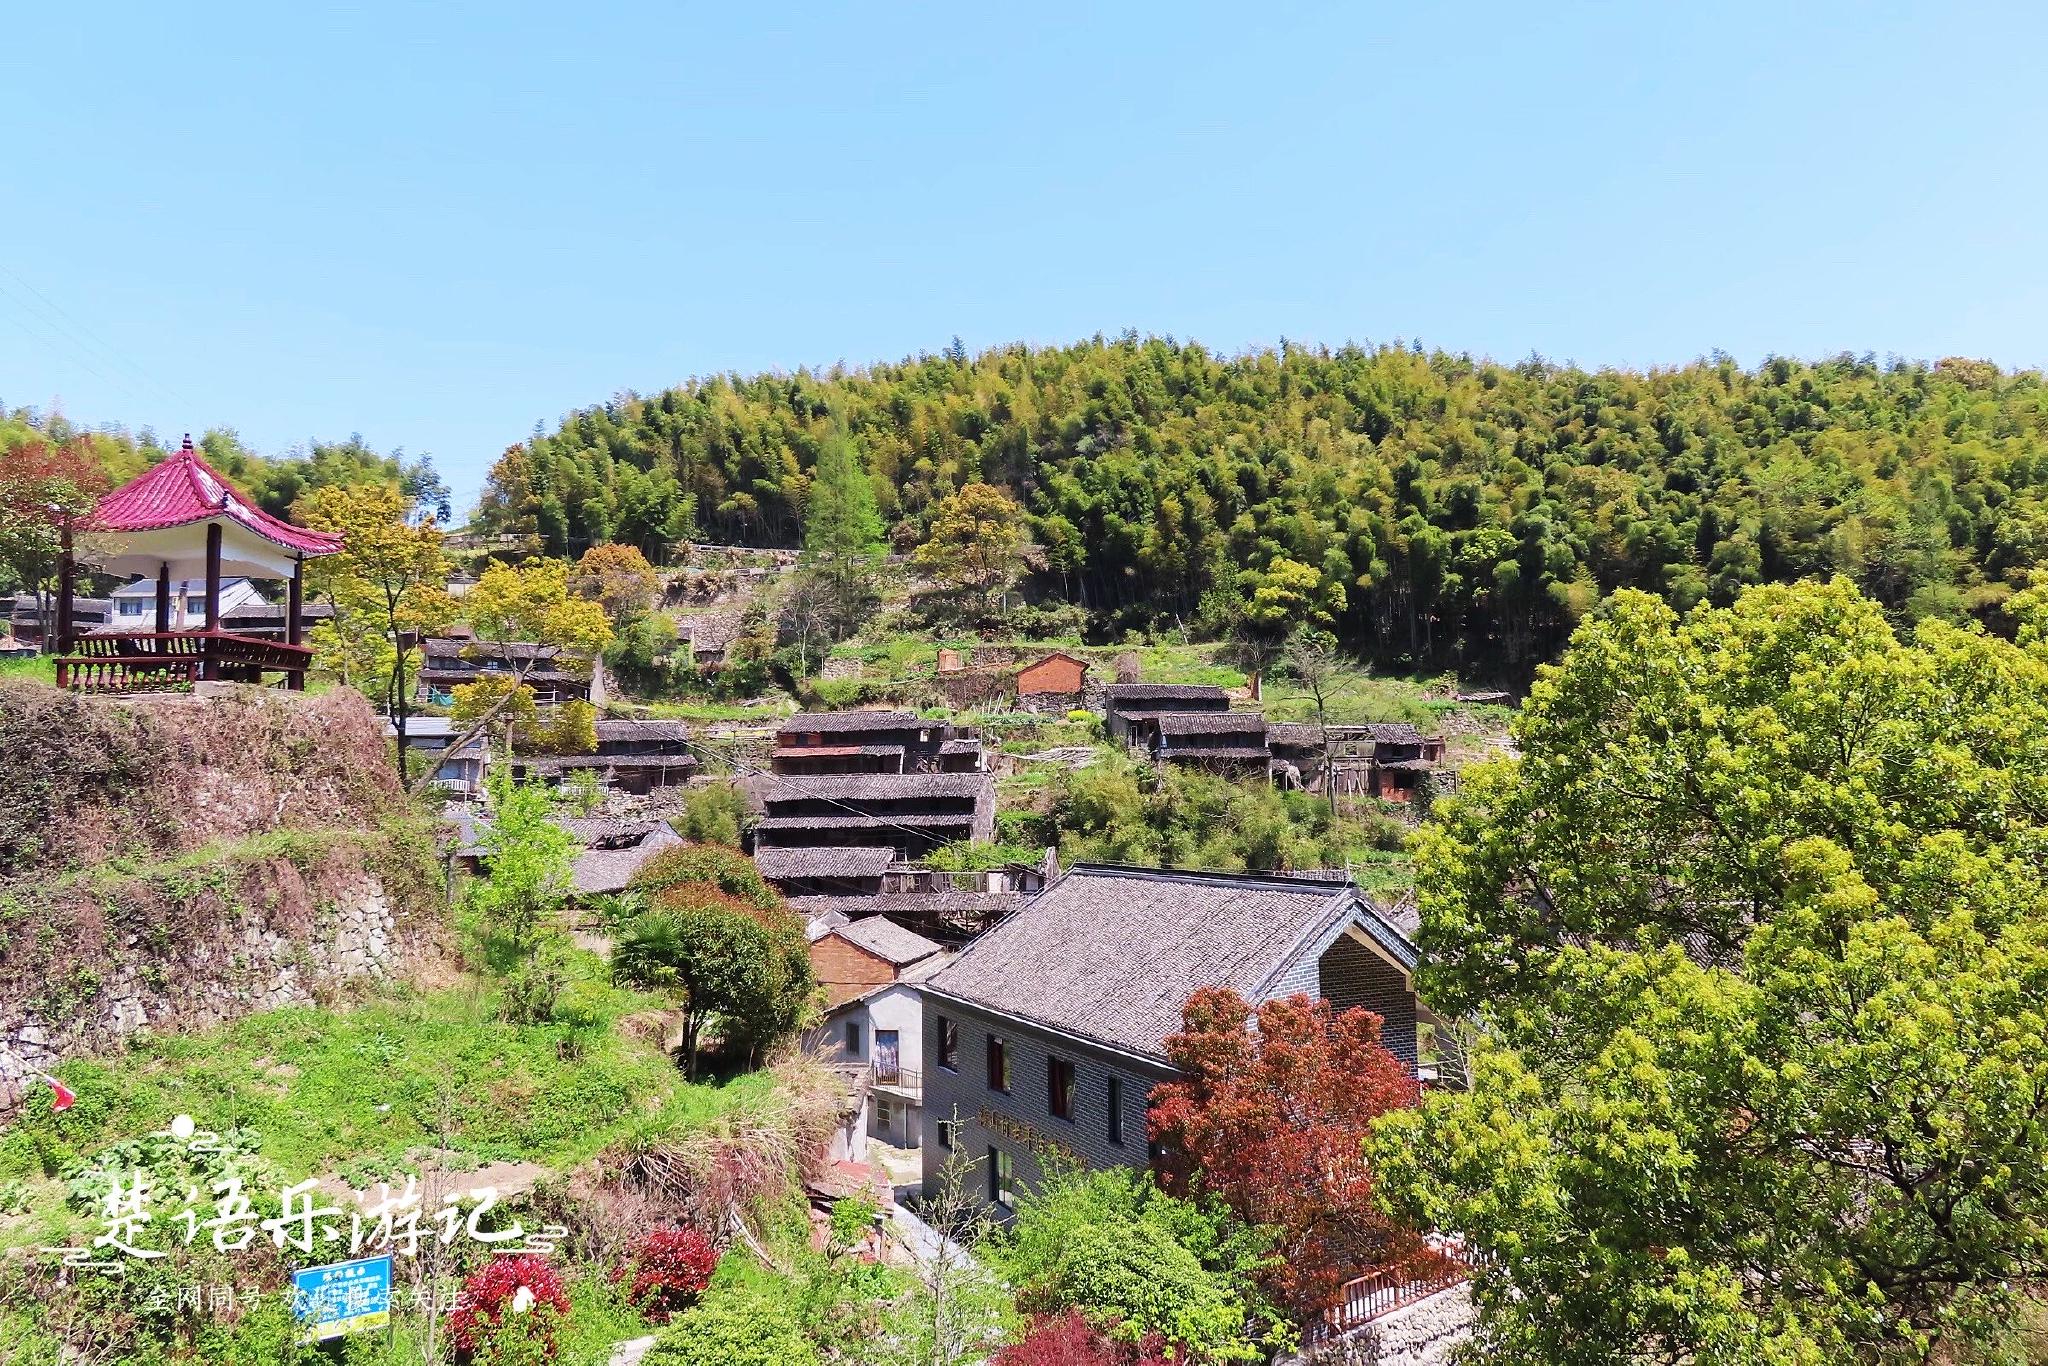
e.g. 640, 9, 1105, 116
812, 975, 943, 1150
111, 576, 268, 629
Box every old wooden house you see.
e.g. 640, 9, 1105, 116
418, 637, 602, 706
773, 711, 986, 776
1132, 709, 1272, 777
754, 771, 997, 861
1100, 682, 1231, 743
513, 719, 699, 794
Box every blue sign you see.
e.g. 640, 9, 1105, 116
292, 1253, 393, 1342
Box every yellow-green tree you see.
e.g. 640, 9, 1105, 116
571, 542, 659, 626
419, 559, 611, 795
295, 483, 453, 779
914, 482, 1029, 623
1370, 579, 2048, 1362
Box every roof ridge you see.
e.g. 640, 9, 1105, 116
1064, 861, 1351, 893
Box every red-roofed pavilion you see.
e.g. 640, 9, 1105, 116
55, 435, 343, 691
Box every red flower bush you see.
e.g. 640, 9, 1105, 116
446, 1253, 572, 1362
1148, 988, 1427, 1318
615, 1225, 719, 1321
995, 1310, 1173, 1365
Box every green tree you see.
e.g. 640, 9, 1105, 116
799, 422, 887, 640
612, 869, 814, 1076
463, 771, 578, 1021
0, 437, 105, 642
296, 482, 454, 779
571, 542, 660, 625
1369, 578, 2048, 1363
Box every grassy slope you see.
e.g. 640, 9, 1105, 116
0, 963, 767, 1253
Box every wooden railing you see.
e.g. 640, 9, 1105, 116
57, 631, 315, 693
1307, 1247, 1469, 1343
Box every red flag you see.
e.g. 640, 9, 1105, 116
41, 1075, 73, 1112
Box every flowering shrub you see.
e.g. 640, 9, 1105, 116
616, 1226, 719, 1322
995, 1310, 1173, 1366
446, 1254, 572, 1363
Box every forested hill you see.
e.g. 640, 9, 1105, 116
0, 410, 450, 525
492, 338, 2048, 671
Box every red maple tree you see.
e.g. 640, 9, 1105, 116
993, 1309, 1174, 1366
0, 437, 107, 639
1146, 987, 1429, 1320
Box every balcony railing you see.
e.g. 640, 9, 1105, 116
1307, 1247, 1468, 1343
871, 1064, 922, 1092
57, 631, 315, 693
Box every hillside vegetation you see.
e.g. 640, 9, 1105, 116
477, 338, 2048, 672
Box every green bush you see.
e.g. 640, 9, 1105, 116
644, 1289, 820, 1366
674, 784, 748, 846
996, 1165, 1287, 1361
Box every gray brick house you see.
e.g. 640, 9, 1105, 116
918, 864, 1427, 1217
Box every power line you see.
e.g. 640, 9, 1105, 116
0, 262, 186, 412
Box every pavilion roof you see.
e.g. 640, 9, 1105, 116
92, 436, 342, 558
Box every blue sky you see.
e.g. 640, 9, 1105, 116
4, 2, 2045, 513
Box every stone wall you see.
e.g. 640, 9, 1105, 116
1282, 1285, 1477, 1366
0, 683, 436, 1117
0, 854, 421, 1114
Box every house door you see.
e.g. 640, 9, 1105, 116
874, 1029, 900, 1083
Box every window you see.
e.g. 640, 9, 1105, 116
990, 1147, 1016, 1209
937, 1016, 959, 1071
937, 1118, 957, 1152
845, 1020, 863, 1056
876, 1097, 894, 1128
987, 1035, 1009, 1093
1106, 1076, 1125, 1146
1048, 1057, 1076, 1121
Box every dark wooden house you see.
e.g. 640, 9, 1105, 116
1100, 682, 1230, 743
754, 771, 997, 861
418, 637, 600, 706
774, 711, 985, 776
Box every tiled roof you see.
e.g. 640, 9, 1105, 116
779, 711, 924, 735
1163, 746, 1271, 760
1154, 711, 1265, 735
756, 813, 974, 833
755, 845, 898, 880
787, 891, 1025, 918
517, 754, 696, 773
1361, 722, 1426, 745
555, 816, 673, 847
761, 772, 992, 803
926, 865, 1392, 1061
92, 436, 343, 556
829, 916, 945, 966
938, 738, 982, 755
571, 826, 684, 894
1103, 683, 1229, 704
422, 638, 572, 663
593, 719, 691, 743
418, 667, 585, 686
1267, 722, 1323, 749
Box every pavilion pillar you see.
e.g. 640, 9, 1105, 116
202, 522, 223, 680
53, 526, 75, 656
155, 563, 172, 635
286, 554, 305, 690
